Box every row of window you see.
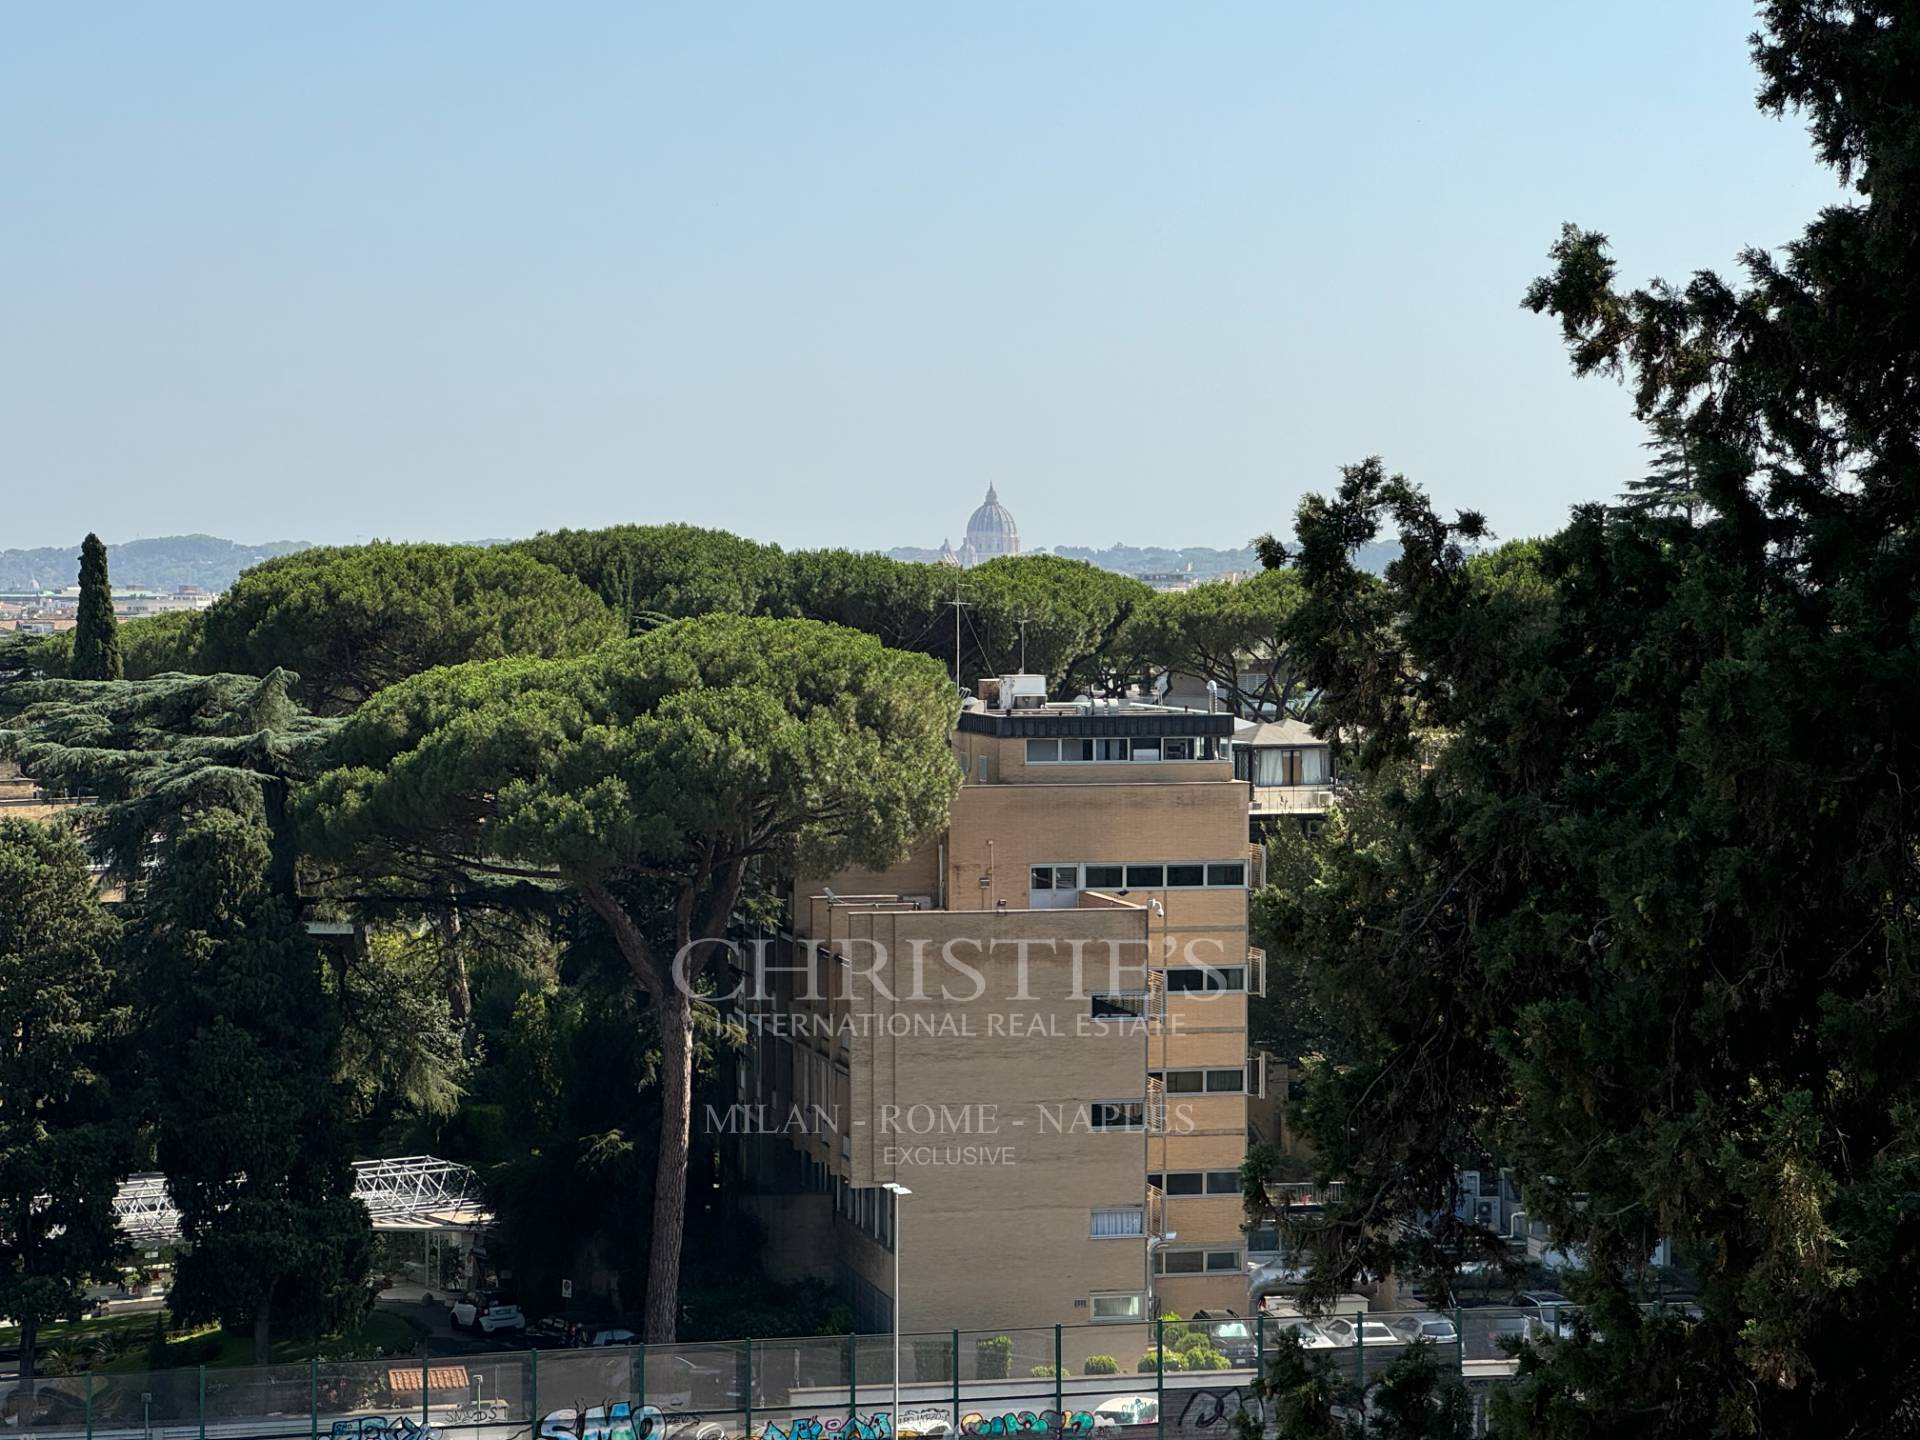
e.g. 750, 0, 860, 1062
1165, 966, 1250, 993
1026, 737, 1215, 764
832, 1173, 897, 1252
1155, 1246, 1245, 1276
1152, 1066, 1247, 1095
1031, 861, 1248, 891
1151, 1169, 1243, 1197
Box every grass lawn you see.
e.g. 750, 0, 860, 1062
68, 1308, 428, 1372
0, 1311, 160, 1351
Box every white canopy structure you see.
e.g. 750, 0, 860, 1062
113, 1155, 490, 1244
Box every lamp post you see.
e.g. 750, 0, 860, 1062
882, 1182, 912, 1432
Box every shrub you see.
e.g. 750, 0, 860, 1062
1184, 1347, 1230, 1371
1136, 1349, 1186, 1373
1084, 1355, 1120, 1376
976, 1334, 1014, 1380
1172, 1327, 1215, 1355
1030, 1364, 1063, 1379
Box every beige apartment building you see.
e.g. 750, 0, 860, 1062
735, 676, 1266, 1344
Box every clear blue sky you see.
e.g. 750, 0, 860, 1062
1, 2, 1842, 555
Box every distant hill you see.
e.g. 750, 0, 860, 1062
0, 535, 311, 593
890, 540, 1401, 579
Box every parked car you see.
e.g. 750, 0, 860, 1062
449, 1294, 527, 1336
1269, 1319, 1345, 1352
1314, 1317, 1406, 1351
580, 1326, 639, 1348
1198, 1318, 1256, 1367
1385, 1313, 1460, 1346
1092, 1396, 1158, 1431
648, 1354, 741, 1412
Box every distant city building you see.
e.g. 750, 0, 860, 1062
930, 485, 1022, 568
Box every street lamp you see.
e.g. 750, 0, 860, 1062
882, 1182, 912, 1430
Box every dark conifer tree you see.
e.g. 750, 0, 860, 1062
138, 804, 369, 1360
69, 534, 122, 681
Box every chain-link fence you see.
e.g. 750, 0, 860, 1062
2, 1310, 1588, 1440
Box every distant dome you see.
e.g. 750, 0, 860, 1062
964, 485, 1020, 562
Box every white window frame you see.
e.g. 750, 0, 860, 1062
1090, 1206, 1146, 1239
1090, 1292, 1146, 1323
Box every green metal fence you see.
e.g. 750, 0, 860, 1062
3, 1309, 1553, 1440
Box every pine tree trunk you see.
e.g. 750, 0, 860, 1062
435, 892, 471, 1022
254, 1296, 272, 1364
642, 987, 694, 1343
18, 1315, 38, 1398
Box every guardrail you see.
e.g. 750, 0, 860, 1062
0, 1310, 1587, 1440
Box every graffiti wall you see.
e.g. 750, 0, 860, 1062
532, 1402, 1099, 1440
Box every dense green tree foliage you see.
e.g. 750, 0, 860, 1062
956, 554, 1153, 695
297, 614, 960, 1339
511, 524, 789, 633
0, 670, 333, 897
16, 609, 210, 682
780, 549, 953, 652
70, 534, 123, 681
139, 806, 370, 1360
1233, 1332, 1470, 1440
1615, 416, 1702, 524
199, 542, 622, 714
0, 821, 128, 1392
1262, 7, 1920, 1431
1126, 568, 1310, 716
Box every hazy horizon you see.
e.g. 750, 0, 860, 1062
4, 3, 1844, 555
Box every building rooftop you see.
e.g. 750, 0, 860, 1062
1237, 717, 1324, 747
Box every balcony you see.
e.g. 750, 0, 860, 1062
1147, 1183, 1166, 1239
1147, 1077, 1168, 1133
1250, 783, 1334, 815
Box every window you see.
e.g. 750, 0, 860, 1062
1091, 991, 1147, 1019
1150, 1170, 1243, 1197
1091, 1293, 1145, 1322
1164, 966, 1248, 993
1155, 1248, 1244, 1275
1125, 864, 1164, 888
976, 756, 988, 783
1090, 1100, 1146, 1131
1206, 862, 1247, 887
1163, 738, 1195, 761
1030, 865, 1054, 890
1095, 738, 1131, 762
1151, 1067, 1246, 1095
1251, 746, 1332, 787
1084, 864, 1124, 888
1090, 1206, 1145, 1238
1165, 863, 1205, 888
1131, 742, 1161, 762
1026, 738, 1060, 763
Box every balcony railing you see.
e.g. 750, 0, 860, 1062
1250, 783, 1335, 814
1146, 1183, 1166, 1239
1147, 1077, 1168, 1133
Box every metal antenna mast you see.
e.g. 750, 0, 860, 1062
948, 586, 972, 688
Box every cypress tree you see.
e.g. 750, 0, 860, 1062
139, 804, 370, 1360
70, 534, 123, 681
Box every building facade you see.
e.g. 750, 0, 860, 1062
736, 677, 1263, 1344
